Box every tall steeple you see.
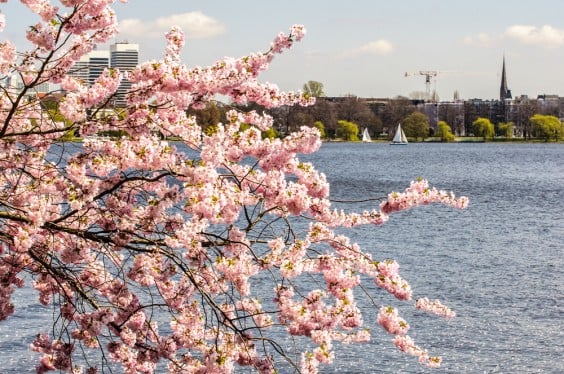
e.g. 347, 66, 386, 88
500, 56, 512, 100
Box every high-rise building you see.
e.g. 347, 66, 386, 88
110, 42, 139, 107
87, 50, 110, 86
69, 49, 110, 86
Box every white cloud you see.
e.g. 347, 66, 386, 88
505, 24, 564, 48
463, 24, 564, 48
337, 39, 393, 60
356, 39, 394, 55
118, 11, 226, 40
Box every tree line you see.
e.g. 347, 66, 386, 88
187, 96, 564, 142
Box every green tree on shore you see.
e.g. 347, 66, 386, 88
436, 121, 455, 142
402, 112, 429, 141
530, 114, 563, 142
497, 122, 514, 138
472, 117, 495, 141
336, 120, 359, 141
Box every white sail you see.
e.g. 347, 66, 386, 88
362, 127, 371, 142
391, 123, 408, 145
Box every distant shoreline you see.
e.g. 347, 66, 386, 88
68, 136, 562, 144
324, 137, 563, 144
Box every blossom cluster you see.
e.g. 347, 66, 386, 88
377, 306, 410, 335
416, 297, 457, 318
380, 178, 469, 214
0, 1, 469, 373
393, 335, 443, 368
30, 334, 74, 373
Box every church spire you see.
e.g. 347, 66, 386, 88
500, 56, 512, 100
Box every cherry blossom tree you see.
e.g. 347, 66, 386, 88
0, 1, 468, 373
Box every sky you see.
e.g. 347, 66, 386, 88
3, 0, 564, 101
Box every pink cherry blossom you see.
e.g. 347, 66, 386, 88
0, 41, 16, 74
393, 335, 443, 368
377, 306, 410, 335
416, 297, 457, 318
0, 2, 469, 373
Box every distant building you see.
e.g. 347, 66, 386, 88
67, 43, 139, 106
346, 55, 564, 138
110, 42, 139, 107
500, 56, 512, 101
69, 49, 110, 86
2, 73, 51, 94
87, 50, 110, 86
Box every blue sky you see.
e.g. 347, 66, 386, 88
3, 0, 564, 100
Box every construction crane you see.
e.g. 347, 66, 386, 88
405, 70, 492, 101
404, 70, 440, 101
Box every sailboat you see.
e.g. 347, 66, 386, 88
391, 123, 408, 145
361, 127, 371, 142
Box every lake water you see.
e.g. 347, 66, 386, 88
303, 142, 564, 373
1, 142, 563, 373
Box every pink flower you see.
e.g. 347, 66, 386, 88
0, 41, 16, 74
393, 335, 443, 368
375, 273, 413, 300
380, 179, 469, 214
0, 2, 468, 371
164, 26, 185, 62
377, 306, 410, 335
416, 297, 456, 318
